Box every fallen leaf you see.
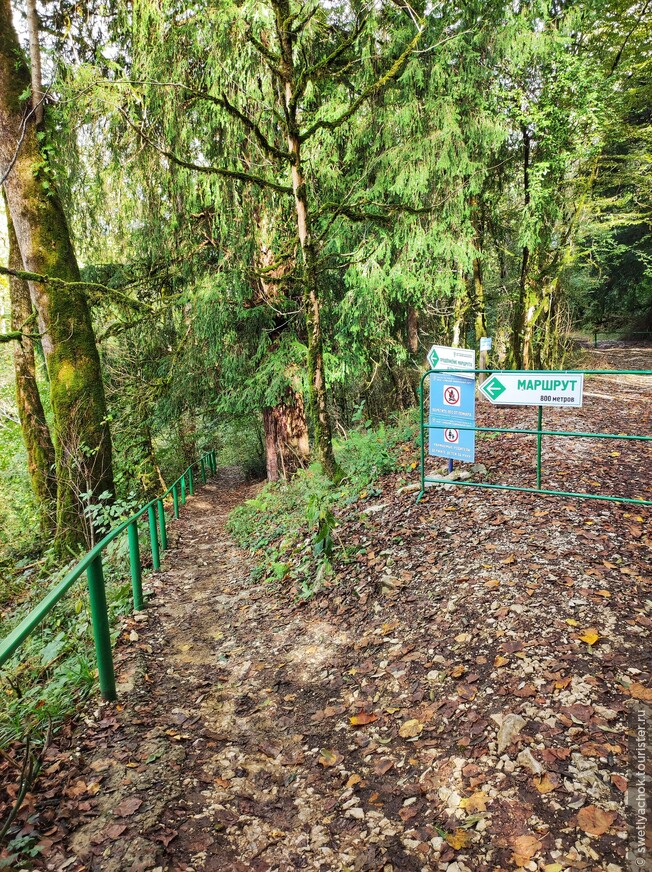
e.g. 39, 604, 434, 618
346, 773, 362, 788
511, 834, 542, 866
565, 618, 579, 627
318, 748, 343, 767
113, 796, 143, 817
578, 629, 600, 646
374, 758, 394, 776
451, 664, 466, 678
577, 804, 616, 836
611, 774, 628, 792
554, 676, 571, 690
596, 589, 611, 598
104, 823, 128, 839
493, 655, 509, 668
350, 711, 378, 726
501, 555, 516, 565
533, 772, 559, 794
399, 719, 424, 739
544, 865, 563, 872
445, 828, 470, 849
628, 682, 652, 702
460, 791, 488, 812
458, 684, 477, 701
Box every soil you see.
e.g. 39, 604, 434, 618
3, 348, 652, 872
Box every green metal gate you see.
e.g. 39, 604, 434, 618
418, 368, 652, 506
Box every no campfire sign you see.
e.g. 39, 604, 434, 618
428, 372, 475, 462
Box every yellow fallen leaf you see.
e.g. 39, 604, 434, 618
610, 451, 620, 457
544, 865, 564, 872
460, 791, 488, 812
565, 618, 579, 627
350, 711, 378, 726
318, 748, 342, 767
444, 506, 458, 512
399, 719, 424, 739
455, 632, 470, 643
534, 772, 559, 794
596, 589, 611, 597
345, 773, 361, 788
578, 629, 600, 646
445, 829, 470, 849
494, 655, 509, 668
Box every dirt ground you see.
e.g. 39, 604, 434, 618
7, 348, 652, 872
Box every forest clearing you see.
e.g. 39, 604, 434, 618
1, 0, 651, 869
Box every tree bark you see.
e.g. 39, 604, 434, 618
510, 124, 531, 369
4, 192, 56, 529
0, 0, 114, 549
263, 386, 310, 482
407, 306, 419, 354
272, 0, 339, 480
25, 0, 43, 125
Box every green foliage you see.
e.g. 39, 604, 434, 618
228, 411, 418, 598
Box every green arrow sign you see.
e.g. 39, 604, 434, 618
428, 348, 439, 368
482, 376, 506, 400
479, 372, 584, 407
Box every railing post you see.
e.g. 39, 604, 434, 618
157, 498, 168, 550
536, 405, 543, 490
86, 554, 117, 701
180, 474, 186, 505
417, 375, 426, 502
127, 521, 143, 610
200, 457, 206, 484
211, 451, 216, 475
173, 483, 180, 519
188, 467, 194, 496
594, 331, 598, 348
147, 504, 160, 570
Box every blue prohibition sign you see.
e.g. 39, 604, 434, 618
428, 373, 476, 463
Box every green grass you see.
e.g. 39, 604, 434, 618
227, 409, 419, 598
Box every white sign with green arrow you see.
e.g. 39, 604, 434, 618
479, 372, 584, 407
427, 345, 476, 379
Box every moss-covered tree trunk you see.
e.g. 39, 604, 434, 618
273, 0, 338, 480
4, 193, 56, 529
0, 0, 114, 549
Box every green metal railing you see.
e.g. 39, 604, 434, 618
0, 449, 217, 702
418, 369, 652, 506
593, 330, 652, 348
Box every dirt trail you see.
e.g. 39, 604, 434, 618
34, 483, 370, 871
16, 351, 652, 872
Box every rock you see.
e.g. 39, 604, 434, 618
457, 470, 471, 481
364, 503, 387, 514
347, 807, 365, 820
517, 748, 542, 775
496, 713, 527, 754
471, 463, 487, 474
129, 630, 139, 642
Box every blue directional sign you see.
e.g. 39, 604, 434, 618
428, 373, 476, 463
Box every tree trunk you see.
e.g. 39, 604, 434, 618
510, 124, 531, 369
0, 0, 114, 549
25, 0, 43, 125
407, 306, 419, 354
4, 192, 56, 529
263, 386, 310, 482
273, 0, 339, 481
